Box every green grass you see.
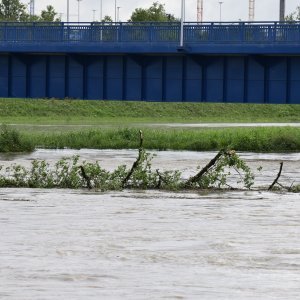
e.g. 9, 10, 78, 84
1, 98, 300, 124
1, 98, 300, 152
19, 127, 300, 152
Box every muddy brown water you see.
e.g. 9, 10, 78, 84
0, 150, 300, 299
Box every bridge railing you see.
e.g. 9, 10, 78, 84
0, 21, 300, 44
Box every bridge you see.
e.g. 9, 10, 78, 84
1, 21, 300, 103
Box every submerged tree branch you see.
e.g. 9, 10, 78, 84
185, 150, 225, 187
122, 130, 144, 188
79, 165, 92, 189
268, 162, 283, 191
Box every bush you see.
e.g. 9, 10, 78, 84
0, 125, 34, 152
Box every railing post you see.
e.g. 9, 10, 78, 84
61, 22, 64, 42
4, 22, 7, 41
240, 22, 245, 42
209, 22, 214, 41
118, 22, 122, 42
149, 23, 153, 42
67, 23, 70, 42
32, 22, 35, 41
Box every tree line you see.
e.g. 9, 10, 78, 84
0, 1, 176, 23
285, 6, 300, 21
1, 0, 300, 23
0, 0, 60, 22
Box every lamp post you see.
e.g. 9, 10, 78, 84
77, 0, 82, 23
219, 1, 223, 23
180, 0, 185, 47
114, 0, 117, 22
279, 0, 285, 22
100, 0, 102, 21
117, 6, 121, 22
92, 9, 96, 22
67, 0, 69, 22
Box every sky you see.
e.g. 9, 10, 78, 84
26, 0, 300, 23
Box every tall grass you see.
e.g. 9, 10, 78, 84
0, 125, 34, 152
21, 127, 300, 152
1, 124, 300, 153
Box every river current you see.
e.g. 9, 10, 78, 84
0, 150, 299, 299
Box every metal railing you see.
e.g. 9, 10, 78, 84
0, 21, 300, 44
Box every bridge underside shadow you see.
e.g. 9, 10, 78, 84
1, 53, 300, 103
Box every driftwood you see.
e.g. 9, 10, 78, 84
122, 130, 144, 187
79, 165, 92, 189
185, 150, 225, 187
268, 162, 283, 191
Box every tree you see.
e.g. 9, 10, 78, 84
102, 15, 113, 22
0, 1, 60, 22
0, 0, 28, 21
39, 5, 60, 22
128, 2, 177, 22
285, 6, 300, 21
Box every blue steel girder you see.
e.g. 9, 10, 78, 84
1, 52, 300, 103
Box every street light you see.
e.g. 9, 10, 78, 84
279, 0, 285, 22
219, 1, 223, 23
77, 0, 83, 23
67, 0, 69, 22
92, 9, 96, 22
180, 0, 185, 47
100, 0, 103, 21
117, 6, 121, 22
114, 0, 117, 22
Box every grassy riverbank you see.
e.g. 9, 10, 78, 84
1, 98, 300, 124
1, 98, 300, 152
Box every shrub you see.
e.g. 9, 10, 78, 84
0, 125, 34, 152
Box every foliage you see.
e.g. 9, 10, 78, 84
17, 126, 300, 153
285, 6, 300, 21
128, 2, 177, 22
185, 150, 254, 190
0, 0, 60, 22
290, 184, 300, 193
0, 125, 34, 152
0, 0, 27, 21
39, 5, 60, 22
4, 122, 300, 153
102, 15, 113, 22
0, 148, 254, 191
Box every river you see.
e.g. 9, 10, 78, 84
0, 150, 299, 299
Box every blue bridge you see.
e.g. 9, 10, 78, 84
1, 21, 300, 103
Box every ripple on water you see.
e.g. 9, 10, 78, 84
0, 151, 300, 299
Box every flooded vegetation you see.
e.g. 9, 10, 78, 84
0, 147, 267, 191
1, 148, 300, 191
